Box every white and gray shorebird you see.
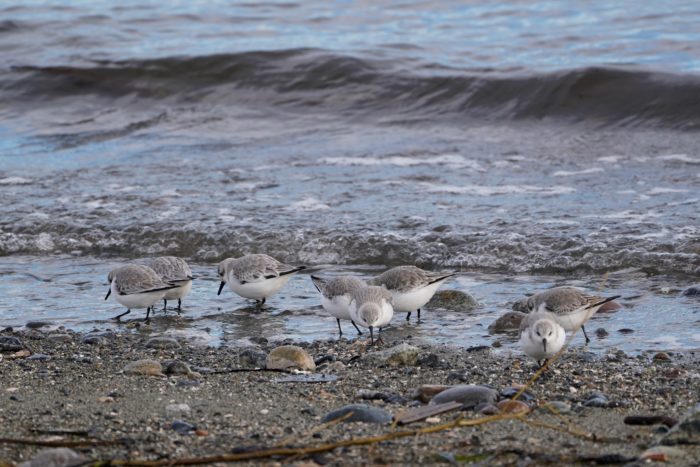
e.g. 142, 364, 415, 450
145, 256, 193, 312
310, 275, 366, 336
105, 264, 179, 321
519, 311, 567, 368
217, 254, 305, 306
369, 265, 457, 322
348, 285, 394, 345
513, 286, 621, 344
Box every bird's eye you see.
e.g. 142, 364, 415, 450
536, 331, 541, 336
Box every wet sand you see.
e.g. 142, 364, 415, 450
1, 326, 698, 465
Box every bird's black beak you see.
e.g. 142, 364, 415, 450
542, 338, 547, 353
217, 281, 225, 296
105, 288, 111, 300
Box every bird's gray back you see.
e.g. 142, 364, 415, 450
515, 286, 589, 314
319, 276, 366, 299
351, 285, 392, 305
370, 266, 435, 292
229, 254, 296, 282
111, 265, 170, 295
146, 256, 192, 282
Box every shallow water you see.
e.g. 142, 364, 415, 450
1, 1, 699, 353
1, 256, 698, 354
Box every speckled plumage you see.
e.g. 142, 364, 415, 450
311, 275, 366, 299
107, 265, 175, 296
512, 286, 602, 315
145, 256, 192, 283
218, 254, 303, 284
370, 266, 455, 293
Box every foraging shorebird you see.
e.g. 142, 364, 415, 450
519, 311, 567, 368
348, 285, 394, 345
513, 286, 620, 344
310, 275, 366, 336
105, 264, 178, 321
145, 256, 193, 312
217, 254, 305, 306
370, 265, 456, 321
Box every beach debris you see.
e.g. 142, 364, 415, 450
395, 402, 463, 425
321, 404, 392, 424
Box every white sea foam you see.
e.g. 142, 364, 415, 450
421, 182, 575, 196
597, 155, 623, 163
551, 167, 604, 177
0, 177, 33, 185
320, 154, 483, 170
287, 196, 330, 211
647, 187, 689, 195
658, 154, 700, 164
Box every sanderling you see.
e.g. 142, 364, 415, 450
519, 311, 567, 368
145, 256, 193, 312
217, 254, 305, 306
370, 265, 456, 321
105, 264, 178, 321
348, 285, 394, 345
310, 275, 366, 336
513, 286, 620, 343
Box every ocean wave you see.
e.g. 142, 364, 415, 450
5, 49, 700, 130
1, 225, 698, 275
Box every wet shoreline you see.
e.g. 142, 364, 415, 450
1, 327, 698, 465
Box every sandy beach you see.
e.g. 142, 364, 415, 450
1, 326, 698, 465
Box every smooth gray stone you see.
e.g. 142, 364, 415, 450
430, 385, 498, 409
18, 447, 86, 467
321, 404, 392, 424
0, 336, 23, 351
145, 337, 181, 349
488, 311, 526, 334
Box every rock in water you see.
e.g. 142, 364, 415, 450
18, 448, 86, 467
321, 404, 392, 424
430, 385, 498, 409
365, 343, 420, 367
266, 345, 316, 372
662, 402, 700, 445
124, 359, 164, 376
488, 312, 526, 334
681, 285, 700, 297
426, 290, 478, 311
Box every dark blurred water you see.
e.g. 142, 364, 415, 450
0, 1, 698, 352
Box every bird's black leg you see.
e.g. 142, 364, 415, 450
417, 308, 421, 321
405, 311, 411, 321
162, 299, 167, 312
145, 307, 151, 322
112, 309, 131, 321
177, 298, 182, 311
336, 318, 343, 336
376, 327, 385, 345
369, 326, 374, 345
261, 297, 266, 305
582, 325, 591, 344
351, 320, 363, 335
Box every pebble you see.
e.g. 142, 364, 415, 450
542, 401, 572, 414
239, 348, 267, 368
124, 359, 164, 376
18, 447, 86, 467
27, 353, 51, 361
583, 392, 609, 408
46, 334, 72, 343
166, 403, 191, 417
500, 387, 536, 403
476, 403, 499, 415
0, 336, 23, 351
597, 301, 621, 313
81, 331, 114, 345
595, 328, 608, 338
321, 404, 392, 424
412, 385, 451, 403
416, 353, 441, 368
487, 311, 525, 334
318, 361, 346, 373
171, 419, 195, 434
425, 289, 478, 311
653, 352, 671, 362
662, 402, 700, 445
365, 343, 420, 367
617, 328, 634, 334
164, 360, 192, 376
640, 446, 688, 462
681, 285, 700, 296
356, 389, 406, 405
266, 345, 316, 372
497, 400, 530, 414
145, 337, 180, 349
430, 385, 498, 409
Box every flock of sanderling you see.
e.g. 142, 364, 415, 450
106, 254, 620, 368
